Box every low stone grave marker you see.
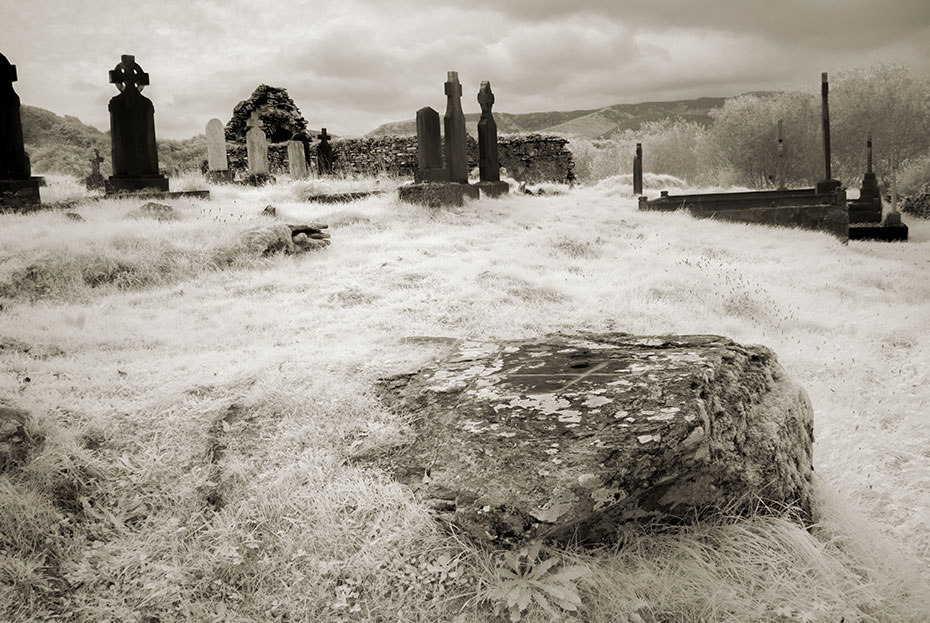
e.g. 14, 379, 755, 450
287, 139, 309, 179
246, 111, 269, 175
371, 333, 814, 548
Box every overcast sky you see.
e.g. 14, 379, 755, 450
4, 0, 930, 139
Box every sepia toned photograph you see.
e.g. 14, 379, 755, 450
2, 1, 929, 621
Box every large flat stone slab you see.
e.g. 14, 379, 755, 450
376, 333, 814, 548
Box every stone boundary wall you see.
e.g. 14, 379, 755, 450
225, 134, 574, 182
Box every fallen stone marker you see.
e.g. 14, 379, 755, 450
128, 201, 178, 221
242, 222, 330, 255
374, 333, 814, 548
304, 191, 384, 204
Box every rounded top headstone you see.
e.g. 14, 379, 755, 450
0, 52, 16, 83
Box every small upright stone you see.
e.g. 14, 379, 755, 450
0, 52, 42, 211
443, 71, 468, 184
849, 135, 882, 224
476, 81, 508, 198
633, 143, 643, 195
246, 111, 269, 175
287, 140, 309, 179
85, 149, 106, 190
316, 128, 334, 175
106, 55, 169, 193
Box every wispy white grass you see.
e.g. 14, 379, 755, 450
1, 179, 929, 621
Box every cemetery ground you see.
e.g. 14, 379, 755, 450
1, 173, 929, 622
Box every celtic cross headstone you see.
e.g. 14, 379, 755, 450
106, 54, 168, 192
0, 51, 42, 210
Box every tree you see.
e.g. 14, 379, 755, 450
831, 63, 930, 187
707, 92, 820, 188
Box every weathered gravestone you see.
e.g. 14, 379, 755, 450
287, 139, 309, 179
205, 118, 231, 183
848, 135, 881, 224
414, 107, 448, 183
373, 333, 815, 548
106, 55, 169, 193
476, 81, 509, 198
85, 149, 106, 190
633, 143, 643, 196
316, 128, 334, 176
443, 71, 468, 184
0, 52, 42, 211
398, 71, 479, 208
246, 112, 269, 174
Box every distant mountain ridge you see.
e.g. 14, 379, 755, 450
367, 96, 752, 139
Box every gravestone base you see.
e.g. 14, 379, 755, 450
205, 170, 234, 184
848, 221, 908, 242
0, 178, 43, 212
476, 180, 510, 198
97, 189, 210, 202
107, 175, 169, 194
815, 179, 842, 194
415, 168, 451, 183
85, 173, 106, 191
398, 182, 478, 208
848, 198, 882, 224
241, 173, 275, 187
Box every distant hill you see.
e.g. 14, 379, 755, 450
367, 96, 740, 139
20, 105, 206, 177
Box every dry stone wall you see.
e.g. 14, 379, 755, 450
223, 134, 574, 182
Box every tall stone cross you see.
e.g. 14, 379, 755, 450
107, 54, 167, 192
816, 72, 840, 193
477, 81, 501, 183
0, 51, 31, 180
317, 128, 334, 175
246, 111, 269, 174
443, 71, 468, 184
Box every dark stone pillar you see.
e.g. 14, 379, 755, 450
816, 72, 840, 194
633, 143, 643, 195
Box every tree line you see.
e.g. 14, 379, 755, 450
571, 63, 930, 194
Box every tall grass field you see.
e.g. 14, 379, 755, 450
1, 173, 929, 622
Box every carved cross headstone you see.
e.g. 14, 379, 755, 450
85, 148, 106, 190
205, 118, 228, 172
107, 54, 168, 192
0, 52, 30, 181
443, 71, 468, 184
316, 128, 334, 176
0, 51, 41, 211
287, 139, 309, 179
633, 143, 643, 195
246, 111, 269, 174
414, 106, 448, 183
477, 81, 501, 183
